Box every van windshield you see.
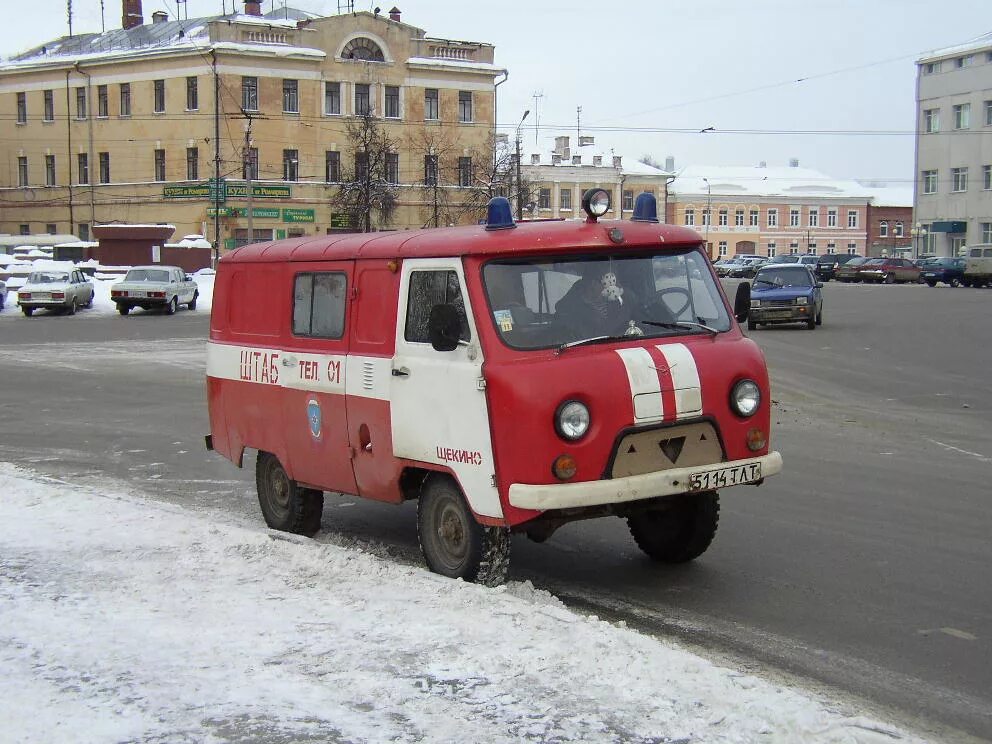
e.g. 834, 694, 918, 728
482, 248, 731, 350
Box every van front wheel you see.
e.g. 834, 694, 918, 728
418, 475, 510, 586
627, 491, 719, 563
255, 452, 323, 537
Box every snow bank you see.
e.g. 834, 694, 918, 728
0, 465, 920, 743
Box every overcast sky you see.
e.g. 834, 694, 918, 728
4, 0, 990, 184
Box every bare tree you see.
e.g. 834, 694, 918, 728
639, 154, 664, 170
407, 129, 468, 228
330, 112, 399, 233
455, 134, 530, 224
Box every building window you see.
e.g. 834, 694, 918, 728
324, 82, 341, 115
19, 224, 30, 236
283, 149, 299, 181
283, 79, 299, 113
354, 83, 371, 115
423, 154, 438, 184
827, 208, 838, 227
923, 169, 938, 194
457, 156, 472, 187
244, 148, 258, 180
951, 166, 968, 192
325, 150, 340, 182
17, 156, 28, 187
749, 209, 759, 226
186, 147, 198, 181
186, 77, 198, 110
847, 210, 859, 228
623, 190, 634, 211
120, 83, 131, 116
879, 220, 888, 238
153, 79, 165, 113
894, 221, 903, 237
848, 243, 857, 254
76, 87, 87, 118
43, 89, 54, 121
982, 222, 992, 243
77, 153, 89, 185
242, 77, 258, 111
355, 152, 369, 181
458, 91, 472, 123
45, 155, 56, 186
560, 189, 572, 210
809, 208, 819, 227
99, 152, 110, 183
734, 208, 744, 226
986, 101, 992, 127
386, 152, 399, 184
984, 164, 991, 190
953, 103, 970, 129
767, 208, 778, 227
789, 242, 799, 254
789, 208, 800, 226
78, 223, 89, 242
539, 188, 551, 209
924, 108, 939, 133
154, 149, 166, 181
384, 85, 400, 118
97, 85, 108, 117
424, 88, 439, 120
718, 208, 728, 226
767, 242, 776, 257
16, 92, 26, 123
807, 243, 817, 255
924, 61, 941, 74
46, 223, 57, 235
827, 242, 836, 254
701, 208, 710, 226
718, 241, 728, 256
956, 55, 973, 68
684, 208, 695, 226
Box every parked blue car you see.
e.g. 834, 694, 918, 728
748, 265, 823, 330
920, 257, 966, 287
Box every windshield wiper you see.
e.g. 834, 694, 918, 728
639, 320, 720, 336
556, 335, 629, 354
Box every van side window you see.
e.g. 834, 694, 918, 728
405, 270, 470, 343
293, 272, 347, 338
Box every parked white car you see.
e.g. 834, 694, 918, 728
111, 265, 199, 315
0, 278, 6, 310
17, 269, 95, 316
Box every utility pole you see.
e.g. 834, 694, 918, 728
211, 51, 221, 265
244, 114, 254, 245
515, 110, 529, 220
67, 0, 73, 36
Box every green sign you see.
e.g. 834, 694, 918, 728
164, 184, 211, 199
329, 213, 352, 229
167, 181, 291, 200
208, 178, 227, 203
276, 229, 287, 240
282, 208, 315, 223
227, 183, 292, 199
224, 238, 237, 250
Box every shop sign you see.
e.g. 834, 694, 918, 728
329, 213, 352, 229
282, 208, 316, 223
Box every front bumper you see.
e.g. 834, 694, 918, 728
508, 451, 783, 510
750, 305, 813, 322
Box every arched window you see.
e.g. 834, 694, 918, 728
341, 37, 385, 61
879, 220, 888, 237
894, 221, 904, 237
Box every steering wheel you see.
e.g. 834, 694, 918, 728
645, 286, 691, 320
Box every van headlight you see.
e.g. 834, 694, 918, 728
730, 380, 761, 418
555, 400, 590, 441
795, 296, 808, 305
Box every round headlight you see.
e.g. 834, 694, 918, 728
731, 379, 761, 418
795, 296, 808, 305
555, 400, 590, 441
581, 188, 611, 219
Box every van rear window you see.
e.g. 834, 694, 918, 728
293, 272, 347, 338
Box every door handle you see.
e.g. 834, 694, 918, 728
391, 367, 410, 377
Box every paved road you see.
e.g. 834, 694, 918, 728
1, 282, 990, 741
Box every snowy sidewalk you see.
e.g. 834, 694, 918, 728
0, 464, 920, 743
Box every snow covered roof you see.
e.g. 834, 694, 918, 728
861, 186, 914, 208
671, 164, 874, 200
523, 135, 672, 178
918, 31, 992, 63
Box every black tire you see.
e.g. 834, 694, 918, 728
884, 273, 895, 285
255, 452, 323, 537
950, 278, 961, 288
22, 306, 33, 317
118, 304, 130, 315
85, 291, 94, 308
806, 313, 816, 329
747, 318, 757, 331
627, 491, 720, 563
165, 296, 178, 315
188, 291, 198, 310
67, 298, 77, 315
926, 280, 937, 287
815, 306, 823, 326
417, 475, 510, 586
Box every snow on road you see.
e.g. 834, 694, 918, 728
0, 464, 921, 743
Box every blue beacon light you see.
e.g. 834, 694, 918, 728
484, 197, 516, 230
631, 192, 659, 223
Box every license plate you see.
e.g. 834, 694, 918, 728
35, 292, 50, 300
923, 273, 936, 278
689, 462, 761, 491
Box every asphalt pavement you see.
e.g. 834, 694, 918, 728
0, 281, 989, 741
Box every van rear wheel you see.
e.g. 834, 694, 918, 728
255, 452, 323, 537
417, 475, 510, 586
627, 491, 719, 563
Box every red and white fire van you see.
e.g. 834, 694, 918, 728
206, 190, 782, 585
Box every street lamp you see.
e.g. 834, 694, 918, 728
515, 110, 530, 220
911, 222, 928, 259
702, 177, 712, 257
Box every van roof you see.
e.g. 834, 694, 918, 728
220, 219, 703, 264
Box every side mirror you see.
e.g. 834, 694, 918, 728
733, 282, 751, 323
185, 274, 194, 281
815, 282, 824, 288
428, 303, 462, 352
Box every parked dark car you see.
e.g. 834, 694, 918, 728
748, 265, 823, 330
835, 256, 871, 282
726, 257, 765, 278
859, 257, 922, 284
920, 257, 966, 287
815, 254, 863, 281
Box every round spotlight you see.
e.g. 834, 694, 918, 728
581, 188, 611, 220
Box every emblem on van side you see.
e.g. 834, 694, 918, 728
307, 398, 322, 440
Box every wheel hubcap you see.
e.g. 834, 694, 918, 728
436, 502, 468, 566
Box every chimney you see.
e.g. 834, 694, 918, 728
789, 158, 799, 167
389, 6, 401, 21
758, 160, 767, 168
151, 10, 167, 23
612, 155, 622, 168
122, 0, 143, 29
554, 135, 569, 155
578, 135, 595, 147
244, 1, 262, 16
664, 155, 675, 172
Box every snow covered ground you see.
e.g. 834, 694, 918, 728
0, 464, 923, 744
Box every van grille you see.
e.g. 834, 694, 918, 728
610, 421, 724, 478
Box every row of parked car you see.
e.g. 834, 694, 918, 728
1, 265, 200, 316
